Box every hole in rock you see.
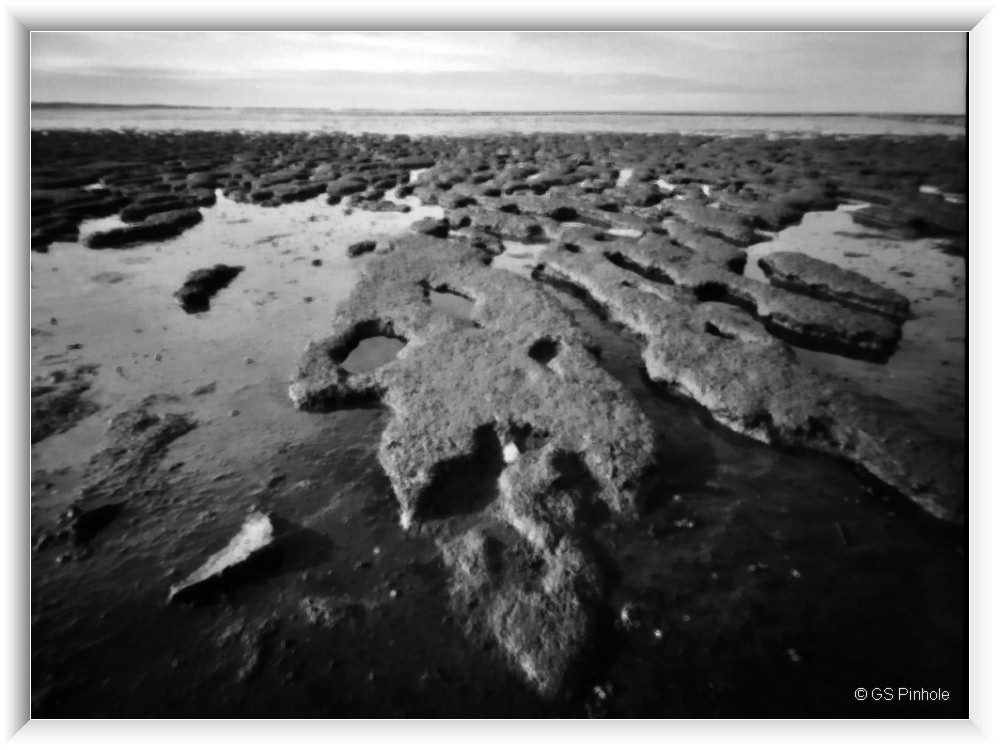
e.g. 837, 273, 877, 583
416, 425, 505, 522
704, 321, 735, 340
693, 281, 730, 303
339, 336, 406, 374
549, 206, 580, 222
426, 286, 476, 325
527, 337, 560, 365
604, 251, 675, 285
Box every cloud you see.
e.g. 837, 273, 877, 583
30, 31, 967, 113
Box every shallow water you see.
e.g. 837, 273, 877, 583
340, 337, 406, 374
491, 240, 548, 278
744, 205, 966, 442
30, 108, 967, 137
427, 289, 475, 323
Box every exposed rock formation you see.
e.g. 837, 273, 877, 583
759, 251, 911, 320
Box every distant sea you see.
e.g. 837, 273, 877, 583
29, 106, 967, 137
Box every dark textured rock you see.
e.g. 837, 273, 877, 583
326, 176, 368, 199
759, 251, 911, 320
566, 230, 902, 361
174, 264, 244, 313
852, 198, 966, 239
411, 217, 450, 238
537, 245, 963, 524
666, 201, 760, 246
31, 364, 100, 444
83, 208, 203, 249
121, 195, 194, 222
346, 240, 377, 258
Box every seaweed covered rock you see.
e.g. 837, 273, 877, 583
759, 251, 911, 320
290, 235, 656, 694
174, 264, 244, 313
537, 245, 963, 524
83, 208, 203, 249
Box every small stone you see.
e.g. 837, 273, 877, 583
245, 357, 255, 365
230, 409, 240, 417
787, 648, 802, 663
790, 568, 802, 579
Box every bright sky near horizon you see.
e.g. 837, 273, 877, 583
30, 31, 967, 113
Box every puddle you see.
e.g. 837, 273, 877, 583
920, 185, 966, 204
77, 214, 133, 236
31, 189, 444, 476
491, 240, 549, 278
606, 228, 644, 239
744, 204, 966, 442
339, 336, 406, 374
408, 168, 430, 185
616, 168, 634, 188
428, 289, 475, 324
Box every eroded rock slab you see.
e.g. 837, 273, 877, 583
536, 245, 963, 524
759, 251, 911, 320
291, 234, 657, 695
560, 228, 902, 361
83, 208, 203, 249
169, 512, 279, 603
174, 264, 245, 313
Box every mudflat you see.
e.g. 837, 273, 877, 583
31, 128, 967, 718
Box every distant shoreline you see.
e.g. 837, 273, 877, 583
29, 102, 966, 123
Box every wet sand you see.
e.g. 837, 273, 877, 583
31, 129, 967, 718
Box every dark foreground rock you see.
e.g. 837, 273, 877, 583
759, 251, 911, 320
31, 365, 100, 444
174, 264, 245, 313
83, 208, 203, 249
169, 512, 280, 603
346, 240, 377, 258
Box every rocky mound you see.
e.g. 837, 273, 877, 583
759, 250, 911, 320
291, 234, 657, 696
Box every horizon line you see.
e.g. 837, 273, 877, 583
30, 102, 967, 118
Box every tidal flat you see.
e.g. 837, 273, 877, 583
30, 128, 967, 718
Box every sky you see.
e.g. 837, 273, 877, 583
30, 32, 967, 113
